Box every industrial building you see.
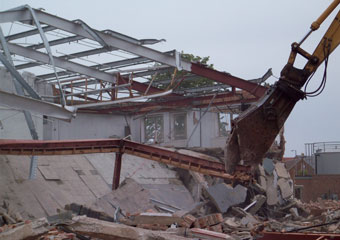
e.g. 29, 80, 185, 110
1, 4, 340, 240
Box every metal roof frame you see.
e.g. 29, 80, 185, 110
0, 5, 268, 114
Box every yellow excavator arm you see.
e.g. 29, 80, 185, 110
225, 0, 340, 173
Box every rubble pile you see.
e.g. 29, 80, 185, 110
0, 200, 27, 235
37, 228, 76, 240
0, 200, 24, 227
3, 158, 340, 239
303, 198, 340, 214
56, 158, 340, 239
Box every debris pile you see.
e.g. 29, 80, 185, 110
0, 200, 28, 238
57, 159, 340, 239
37, 228, 76, 240
0, 200, 24, 227
3, 158, 340, 239
303, 198, 340, 214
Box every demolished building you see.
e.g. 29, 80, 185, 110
1, 5, 340, 240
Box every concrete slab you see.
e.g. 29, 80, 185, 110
143, 183, 195, 212
249, 195, 266, 215
70, 216, 189, 240
275, 162, 290, 179
266, 176, 278, 206
90, 178, 156, 216
277, 178, 293, 199
259, 176, 267, 190
263, 158, 275, 175
258, 164, 266, 176
207, 183, 247, 213
86, 153, 179, 185
273, 169, 278, 187
0, 154, 111, 219
38, 166, 60, 180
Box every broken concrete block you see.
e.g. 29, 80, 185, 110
240, 214, 259, 228
130, 212, 183, 226
47, 211, 73, 225
0, 207, 16, 225
273, 169, 278, 187
275, 162, 290, 179
136, 223, 168, 231
207, 183, 247, 213
277, 178, 293, 199
259, 176, 267, 190
65, 203, 115, 222
258, 164, 266, 176
250, 182, 266, 194
289, 207, 299, 219
266, 176, 278, 206
230, 207, 247, 218
70, 216, 188, 240
0, 222, 34, 240
249, 195, 266, 215
224, 218, 241, 229
263, 158, 275, 175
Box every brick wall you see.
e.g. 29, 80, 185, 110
295, 175, 340, 202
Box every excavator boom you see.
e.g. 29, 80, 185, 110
225, 2, 340, 173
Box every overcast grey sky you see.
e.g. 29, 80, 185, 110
1, 0, 340, 157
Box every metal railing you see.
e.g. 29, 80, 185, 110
304, 141, 340, 169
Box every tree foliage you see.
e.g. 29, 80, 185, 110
153, 52, 216, 90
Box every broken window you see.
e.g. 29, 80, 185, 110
218, 112, 238, 136
144, 115, 164, 143
218, 113, 231, 137
173, 113, 187, 140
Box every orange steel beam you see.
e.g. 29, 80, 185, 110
0, 138, 242, 181
113, 152, 123, 190
259, 231, 340, 240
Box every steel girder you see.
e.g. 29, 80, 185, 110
95, 90, 258, 115
0, 89, 75, 121
15, 47, 110, 70
1, 43, 177, 97
0, 138, 248, 181
0, 42, 118, 83
0, 8, 191, 70
0, 7, 267, 98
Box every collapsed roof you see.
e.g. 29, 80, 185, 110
0, 5, 270, 117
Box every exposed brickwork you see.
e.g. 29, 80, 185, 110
181, 214, 196, 228
194, 213, 223, 228
295, 175, 340, 202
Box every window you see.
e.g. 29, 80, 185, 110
218, 112, 239, 136
174, 113, 187, 140
144, 115, 164, 143
218, 112, 231, 137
